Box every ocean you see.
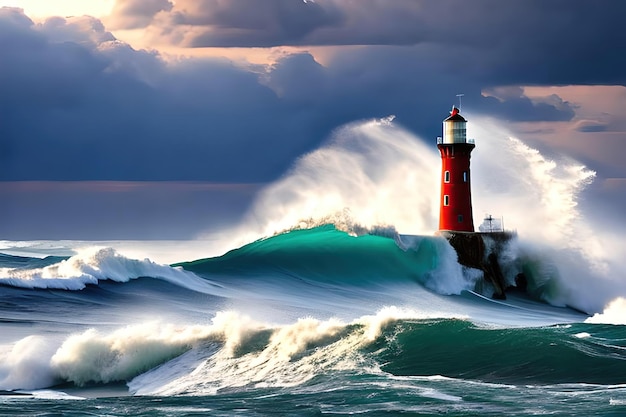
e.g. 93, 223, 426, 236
1, 117, 625, 416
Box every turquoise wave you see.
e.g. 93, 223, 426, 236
177, 225, 453, 288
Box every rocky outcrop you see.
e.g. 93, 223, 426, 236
439, 230, 517, 299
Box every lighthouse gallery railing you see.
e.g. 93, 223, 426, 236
437, 137, 475, 144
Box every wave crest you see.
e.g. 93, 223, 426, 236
0, 247, 212, 292
585, 297, 626, 325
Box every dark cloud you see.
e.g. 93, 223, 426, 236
123, 0, 422, 47
263, 47, 576, 141
480, 95, 575, 123
0, 8, 317, 182
480, 88, 574, 121
116, 0, 626, 86
148, 0, 346, 47
122, 0, 626, 88
0, 6, 583, 185
107, 0, 173, 30
575, 120, 609, 133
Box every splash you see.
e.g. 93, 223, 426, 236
585, 297, 626, 325
0, 336, 58, 391
0, 312, 265, 390
468, 115, 625, 313
469, 116, 596, 252
129, 307, 467, 396
228, 114, 624, 314
0, 308, 464, 391
51, 324, 203, 386
0, 247, 216, 293
236, 116, 440, 244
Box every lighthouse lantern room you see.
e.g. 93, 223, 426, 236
437, 106, 475, 232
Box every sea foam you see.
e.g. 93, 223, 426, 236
0, 247, 216, 292
0, 306, 465, 392
129, 307, 463, 396
0, 312, 262, 390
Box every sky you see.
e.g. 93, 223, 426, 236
0, 0, 625, 240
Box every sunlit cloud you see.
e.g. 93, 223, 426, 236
0, 0, 115, 18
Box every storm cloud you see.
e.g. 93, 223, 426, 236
0, 8, 304, 182
108, 0, 173, 30
109, 0, 626, 86
0, 2, 624, 238
0, 5, 586, 183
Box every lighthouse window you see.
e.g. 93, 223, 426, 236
458, 215, 464, 223
444, 195, 449, 206
444, 171, 450, 183
463, 171, 468, 182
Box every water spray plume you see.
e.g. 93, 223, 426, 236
231, 114, 624, 314
240, 116, 440, 242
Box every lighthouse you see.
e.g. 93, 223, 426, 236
434, 106, 520, 300
437, 106, 475, 232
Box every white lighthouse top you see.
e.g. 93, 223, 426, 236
440, 106, 470, 144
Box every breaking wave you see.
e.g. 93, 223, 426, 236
2, 308, 622, 393
0, 247, 215, 293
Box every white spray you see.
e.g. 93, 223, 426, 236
234, 115, 625, 315
468, 115, 625, 314
0, 308, 465, 392
238, 116, 440, 242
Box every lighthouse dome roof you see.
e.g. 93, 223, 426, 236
444, 106, 466, 122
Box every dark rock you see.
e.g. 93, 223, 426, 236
439, 230, 517, 299
515, 273, 528, 291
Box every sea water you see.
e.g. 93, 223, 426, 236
0, 117, 624, 416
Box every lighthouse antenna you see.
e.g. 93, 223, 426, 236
456, 94, 464, 112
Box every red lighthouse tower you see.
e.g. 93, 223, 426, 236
437, 106, 475, 232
